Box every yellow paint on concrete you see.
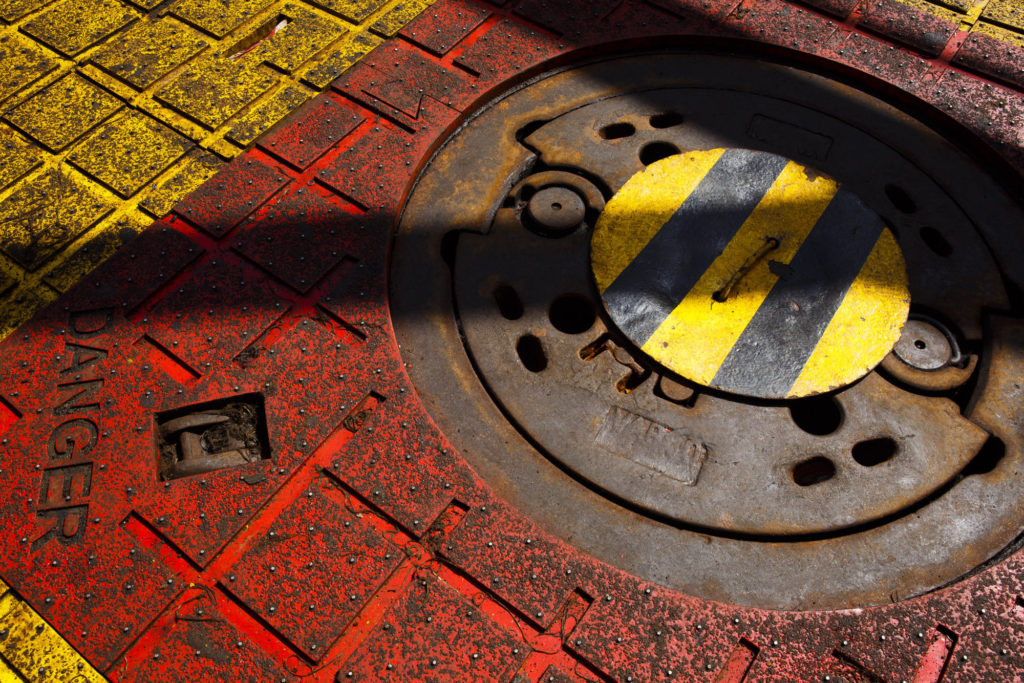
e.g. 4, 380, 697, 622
0, 581, 105, 682
44, 213, 148, 291
155, 54, 278, 128
226, 83, 311, 145
0, 655, 22, 682
0, 0, 437, 346
0, 35, 58, 101
970, 19, 1024, 47
69, 110, 193, 197
639, 158, 838, 387
22, 0, 139, 57
300, 30, 384, 88
983, 0, 1024, 31
309, 0, 389, 23
0, 169, 113, 270
170, 0, 277, 38
371, 0, 435, 35
591, 148, 725, 294
0, 127, 41, 192
91, 17, 211, 89
255, 4, 348, 71
139, 147, 224, 215
790, 228, 910, 396
5, 73, 122, 151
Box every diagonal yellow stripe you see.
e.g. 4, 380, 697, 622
591, 149, 725, 293
0, 580, 106, 682
789, 227, 909, 397
640, 160, 839, 385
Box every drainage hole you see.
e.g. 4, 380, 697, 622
493, 284, 524, 320
516, 334, 548, 372
639, 141, 681, 166
549, 294, 596, 334
884, 184, 916, 214
599, 122, 636, 140
792, 456, 836, 486
789, 395, 843, 436
852, 437, 898, 467
649, 111, 684, 128
963, 435, 1005, 476
919, 226, 953, 258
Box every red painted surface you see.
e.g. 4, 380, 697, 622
1, 0, 1024, 680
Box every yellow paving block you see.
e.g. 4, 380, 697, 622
22, 0, 139, 57
170, 0, 276, 37
249, 4, 348, 72
43, 213, 146, 291
307, 0, 388, 23
68, 110, 193, 197
0, 128, 42, 193
122, 0, 162, 9
370, 0, 434, 36
0, 268, 15, 297
0, 0, 439, 346
0, 283, 50, 340
204, 135, 239, 157
0, 0, 47, 22
155, 55, 277, 128
983, 0, 1024, 31
971, 20, 1024, 47
0, 590, 105, 682
0, 34, 58, 104
226, 83, 310, 145
4, 73, 122, 152
299, 31, 382, 88
0, 169, 112, 270
91, 17, 211, 89
139, 147, 223, 216
0, 654, 21, 683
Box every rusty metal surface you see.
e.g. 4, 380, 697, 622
393, 51, 1024, 609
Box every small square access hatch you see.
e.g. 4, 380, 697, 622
155, 393, 270, 481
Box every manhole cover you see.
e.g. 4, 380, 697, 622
392, 51, 1024, 610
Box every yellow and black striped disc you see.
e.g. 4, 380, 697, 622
591, 148, 910, 399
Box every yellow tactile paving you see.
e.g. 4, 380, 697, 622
256, 3, 348, 71
371, 0, 434, 35
0, 0, 437, 341
300, 31, 383, 87
69, 110, 193, 197
308, 0, 388, 23
43, 212, 147, 291
138, 146, 223, 215
91, 17, 211, 89
0, 169, 113, 270
984, 0, 1024, 30
0, 128, 41, 192
226, 82, 311, 145
170, 0, 277, 37
0, 580, 105, 682
0, 34, 58, 102
5, 73, 122, 151
155, 54, 278, 128
22, 0, 139, 57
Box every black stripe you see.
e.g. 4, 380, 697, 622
602, 149, 790, 346
710, 189, 886, 396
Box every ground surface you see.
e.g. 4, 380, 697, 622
2, 0, 1024, 680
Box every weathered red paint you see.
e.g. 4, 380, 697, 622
1, 0, 1024, 680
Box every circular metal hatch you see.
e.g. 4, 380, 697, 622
391, 51, 1024, 610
